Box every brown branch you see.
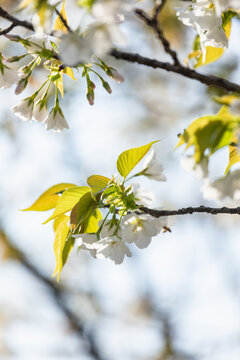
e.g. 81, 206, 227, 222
0, 23, 15, 36
0, 6, 34, 31
111, 49, 240, 93
139, 205, 240, 218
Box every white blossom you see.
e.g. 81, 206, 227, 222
142, 150, 166, 182
181, 155, 209, 180
214, 0, 239, 16
201, 170, 240, 201
176, 0, 228, 56
32, 101, 48, 123
132, 183, 155, 207
59, 33, 92, 66
92, 0, 133, 24
46, 107, 69, 132
0, 66, 19, 90
73, 233, 98, 258
12, 98, 34, 122
32, 6, 53, 34
121, 213, 166, 249
92, 236, 132, 264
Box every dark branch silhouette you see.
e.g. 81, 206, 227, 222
139, 205, 240, 218
0, 229, 105, 360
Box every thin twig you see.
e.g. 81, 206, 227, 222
135, 6, 180, 65
0, 23, 15, 36
139, 205, 240, 218
55, 8, 73, 33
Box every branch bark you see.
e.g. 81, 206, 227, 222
139, 205, 240, 218
111, 49, 240, 93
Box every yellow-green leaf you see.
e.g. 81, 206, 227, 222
63, 67, 77, 80
83, 208, 102, 233
22, 183, 77, 212
53, 1, 69, 33
213, 93, 240, 106
87, 175, 111, 194
56, 73, 64, 98
70, 191, 95, 227
117, 141, 159, 179
225, 140, 240, 174
176, 106, 240, 163
52, 214, 69, 281
189, 19, 231, 68
44, 186, 90, 224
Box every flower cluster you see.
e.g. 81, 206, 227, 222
24, 142, 168, 277
0, 3, 126, 131
74, 213, 167, 265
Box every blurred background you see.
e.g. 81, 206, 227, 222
1, 0, 240, 359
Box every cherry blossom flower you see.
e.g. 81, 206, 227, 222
142, 150, 166, 182
12, 98, 34, 122
176, 0, 228, 56
32, 101, 48, 123
74, 233, 98, 258
46, 106, 69, 132
0, 66, 19, 90
181, 155, 209, 180
132, 183, 155, 207
121, 213, 166, 249
92, 236, 132, 264
201, 170, 240, 202
92, 0, 132, 24
59, 33, 92, 66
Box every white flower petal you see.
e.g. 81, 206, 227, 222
12, 99, 33, 122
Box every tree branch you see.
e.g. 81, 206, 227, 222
111, 49, 240, 93
135, 5, 180, 65
1, 232, 105, 360
0, 23, 16, 36
0, 6, 34, 32
1, 5, 240, 94
139, 205, 240, 218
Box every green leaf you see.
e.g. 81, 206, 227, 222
225, 138, 240, 174
83, 208, 102, 233
52, 214, 69, 281
176, 106, 240, 163
44, 186, 90, 224
117, 141, 159, 179
22, 183, 77, 212
62, 236, 75, 269
70, 191, 95, 227
87, 175, 111, 194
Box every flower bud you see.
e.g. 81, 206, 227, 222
87, 93, 94, 105
15, 78, 27, 95
111, 69, 124, 83
103, 81, 112, 94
